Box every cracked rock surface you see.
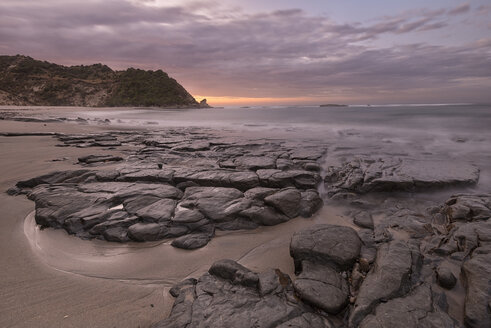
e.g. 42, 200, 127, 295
11, 130, 325, 249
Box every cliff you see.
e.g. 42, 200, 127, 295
0, 55, 202, 108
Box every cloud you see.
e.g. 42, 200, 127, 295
0, 0, 489, 103
448, 2, 471, 16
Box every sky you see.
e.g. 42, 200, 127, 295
1, 0, 490, 106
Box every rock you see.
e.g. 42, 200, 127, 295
78, 154, 123, 164
127, 223, 187, 241
102, 226, 130, 242
257, 169, 321, 189
215, 218, 259, 230
199, 98, 211, 108
117, 168, 174, 183
234, 156, 277, 171
172, 141, 210, 152
244, 187, 278, 201
181, 187, 251, 222
354, 212, 374, 230
258, 269, 281, 296
171, 207, 205, 224
276, 313, 334, 328
325, 157, 480, 195
124, 197, 177, 222
12, 132, 329, 249
293, 260, 349, 314
443, 194, 491, 222
240, 206, 290, 226
290, 149, 325, 161
462, 252, 491, 328
304, 162, 321, 172
171, 233, 212, 249
153, 281, 196, 328
359, 284, 458, 328
436, 263, 457, 289
89, 216, 138, 236
209, 259, 259, 288
264, 188, 302, 218
16, 169, 95, 189
349, 240, 413, 327
155, 260, 309, 328
290, 224, 361, 271
298, 190, 323, 218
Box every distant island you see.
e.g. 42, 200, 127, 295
0, 55, 210, 108
320, 103, 347, 107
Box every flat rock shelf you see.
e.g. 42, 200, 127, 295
6, 125, 490, 328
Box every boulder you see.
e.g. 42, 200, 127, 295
290, 225, 361, 271
359, 284, 458, 328
154, 260, 309, 328
298, 190, 323, 218
240, 206, 290, 226
264, 188, 302, 218
353, 212, 374, 230
462, 251, 491, 328
436, 263, 457, 290
349, 240, 413, 327
171, 233, 212, 249
293, 260, 348, 314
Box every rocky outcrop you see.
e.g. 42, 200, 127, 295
11, 131, 326, 249
349, 240, 413, 327
290, 225, 361, 272
153, 259, 317, 328
359, 284, 458, 328
325, 157, 479, 196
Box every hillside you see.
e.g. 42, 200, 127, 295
0, 55, 206, 108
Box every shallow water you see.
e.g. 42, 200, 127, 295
23, 205, 350, 286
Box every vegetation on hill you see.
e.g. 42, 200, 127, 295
0, 55, 201, 107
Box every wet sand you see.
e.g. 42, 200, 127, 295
0, 111, 350, 327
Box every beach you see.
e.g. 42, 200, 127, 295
1, 105, 490, 327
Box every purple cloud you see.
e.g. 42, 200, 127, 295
448, 2, 471, 16
0, 0, 489, 103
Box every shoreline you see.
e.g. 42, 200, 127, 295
1, 106, 489, 327
0, 108, 347, 327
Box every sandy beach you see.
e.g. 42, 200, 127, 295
0, 109, 348, 327
1, 105, 490, 328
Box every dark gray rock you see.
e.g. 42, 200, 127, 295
264, 188, 302, 219
181, 187, 251, 222
462, 251, 491, 328
127, 223, 188, 241
354, 212, 374, 230
276, 313, 334, 328
298, 190, 323, 218
436, 263, 457, 289
244, 187, 278, 201
257, 169, 321, 189
117, 168, 174, 183
171, 233, 212, 249
209, 259, 259, 288
325, 157, 480, 195
234, 156, 277, 170
293, 260, 348, 314
359, 284, 458, 328
102, 226, 130, 242
78, 154, 123, 164
290, 224, 361, 271
240, 206, 290, 226
154, 260, 310, 328
443, 194, 491, 222
349, 240, 413, 327
124, 197, 177, 222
